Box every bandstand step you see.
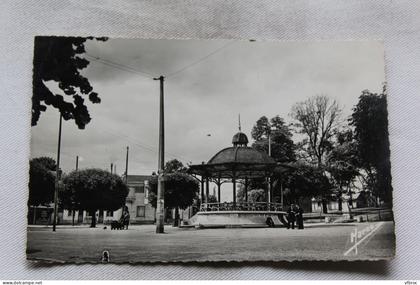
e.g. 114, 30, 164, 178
190, 211, 286, 229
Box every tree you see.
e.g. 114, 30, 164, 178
251, 116, 270, 141
236, 184, 266, 203
28, 157, 57, 206
248, 116, 296, 194
62, 169, 128, 227
251, 115, 296, 163
148, 172, 199, 226
326, 129, 359, 211
350, 86, 392, 205
290, 95, 342, 166
148, 160, 199, 226
283, 163, 333, 213
164, 159, 187, 173
32, 36, 107, 129
207, 195, 218, 203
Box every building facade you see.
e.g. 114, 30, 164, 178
123, 175, 155, 224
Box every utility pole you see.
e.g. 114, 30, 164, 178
125, 146, 129, 184
154, 75, 165, 233
52, 114, 63, 232
110, 163, 113, 174
267, 130, 272, 207
73, 155, 79, 226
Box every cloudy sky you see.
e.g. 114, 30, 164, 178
31, 38, 385, 200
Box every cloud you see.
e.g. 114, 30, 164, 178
31, 38, 385, 194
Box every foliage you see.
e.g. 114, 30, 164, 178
237, 184, 266, 203
32, 36, 107, 129
251, 115, 296, 163
148, 172, 199, 210
350, 86, 392, 203
28, 157, 57, 206
325, 129, 360, 210
326, 129, 359, 191
290, 95, 342, 166
207, 195, 218, 203
149, 160, 199, 210
62, 168, 128, 227
282, 163, 333, 205
164, 159, 187, 173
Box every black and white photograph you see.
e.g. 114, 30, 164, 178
26, 36, 395, 263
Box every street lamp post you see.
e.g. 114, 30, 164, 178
268, 126, 285, 209
268, 126, 281, 208
154, 75, 165, 234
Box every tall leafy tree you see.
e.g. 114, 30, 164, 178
326, 129, 359, 211
251, 115, 296, 163
28, 157, 57, 206
32, 36, 107, 129
350, 86, 392, 205
62, 169, 128, 227
290, 95, 342, 166
249, 116, 296, 198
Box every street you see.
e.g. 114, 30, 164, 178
26, 221, 395, 263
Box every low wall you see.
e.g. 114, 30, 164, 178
192, 211, 287, 228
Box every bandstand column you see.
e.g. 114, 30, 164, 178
205, 177, 210, 203
200, 177, 205, 205
217, 177, 221, 203
268, 177, 274, 209
232, 172, 236, 206
244, 177, 248, 202
269, 176, 273, 211
266, 175, 270, 210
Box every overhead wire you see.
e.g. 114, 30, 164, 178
96, 124, 193, 163
78, 42, 237, 164
165, 40, 235, 78
84, 53, 154, 79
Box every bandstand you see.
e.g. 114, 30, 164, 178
188, 129, 288, 228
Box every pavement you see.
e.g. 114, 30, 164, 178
26, 221, 395, 263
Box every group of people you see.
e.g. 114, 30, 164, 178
286, 204, 304, 230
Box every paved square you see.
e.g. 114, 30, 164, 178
27, 221, 395, 263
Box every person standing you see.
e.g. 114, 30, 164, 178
296, 204, 304, 229
121, 205, 130, 230
287, 204, 296, 229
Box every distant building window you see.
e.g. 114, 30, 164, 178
106, 210, 113, 217
136, 206, 145, 217
67, 209, 73, 216
134, 185, 145, 193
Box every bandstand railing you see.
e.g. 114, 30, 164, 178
199, 202, 284, 212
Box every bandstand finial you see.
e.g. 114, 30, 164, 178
238, 114, 241, 132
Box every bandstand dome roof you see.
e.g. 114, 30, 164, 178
188, 129, 278, 179
209, 146, 275, 165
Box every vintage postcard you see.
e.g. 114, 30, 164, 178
27, 37, 395, 263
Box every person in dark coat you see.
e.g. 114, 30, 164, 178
287, 204, 296, 229
295, 204, 304, 229
120, 205, 130, 230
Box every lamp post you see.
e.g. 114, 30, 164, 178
267, 126, 277, 208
